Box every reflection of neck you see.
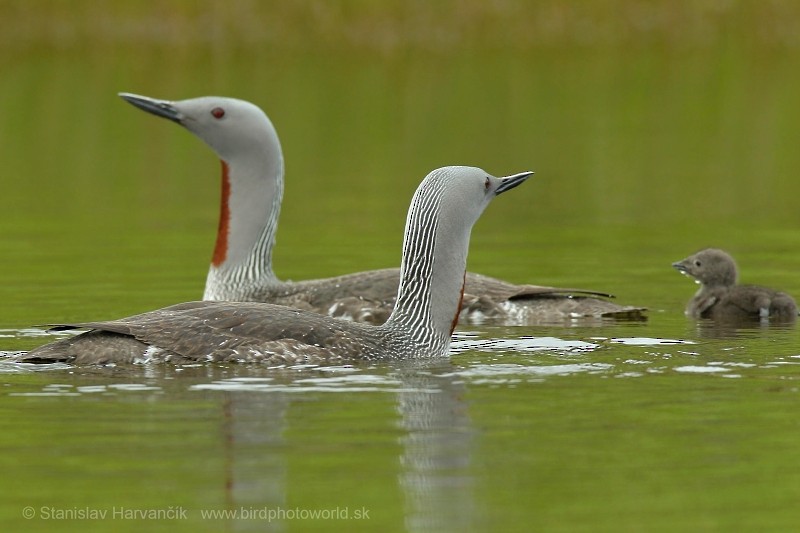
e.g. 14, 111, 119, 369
204, 155, 284, 300
223, 391, 289, 518
396, 368, 475, 530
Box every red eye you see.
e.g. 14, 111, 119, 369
211, 107, 225, 119
484, 177, 491, 190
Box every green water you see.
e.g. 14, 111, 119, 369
2, 2, 800, 531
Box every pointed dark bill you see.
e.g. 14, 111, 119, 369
119, 92, 183, 124
495, 171, 534, 195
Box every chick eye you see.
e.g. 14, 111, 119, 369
484, 177, 491, 190
211, 107, 225, 119
694, 260, 702, 267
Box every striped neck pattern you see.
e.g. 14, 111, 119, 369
384, 172, 455, 356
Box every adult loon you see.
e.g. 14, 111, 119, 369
22, 167, 529, 365
119, 92, 646, 324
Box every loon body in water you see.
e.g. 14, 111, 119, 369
673, 248, 797, 322
118, 92, 646, 324
22, 167, 530, 365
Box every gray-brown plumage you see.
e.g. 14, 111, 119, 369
258, 269, 643, 324
25, 302, 392, 366
672, 248, 797, 322
118, 92, 646, 324
20, 167, 532, 365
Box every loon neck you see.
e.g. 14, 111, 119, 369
203, 156, 284, 300
382, 184, 469, 354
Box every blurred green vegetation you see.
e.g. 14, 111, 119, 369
2, 0, 800, 52
1, 0, 799, 326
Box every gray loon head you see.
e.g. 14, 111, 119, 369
120, 92, 285, 297
119, 93, 281, 163
388, 166, 533, 351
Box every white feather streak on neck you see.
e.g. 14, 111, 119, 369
384, 178, 469, 354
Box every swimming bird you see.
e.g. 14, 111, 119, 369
21, 167, 531, 365
672, 248, 797, 322
119, 92, 645, 324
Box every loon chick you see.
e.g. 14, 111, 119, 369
672, 248, 797, 321
21, 167, 530, 365
118, 92, 646, 324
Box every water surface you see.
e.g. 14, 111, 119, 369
2, 318, 799, 531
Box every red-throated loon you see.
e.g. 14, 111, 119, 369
22, 167, 531, 364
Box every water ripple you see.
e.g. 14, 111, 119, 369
451, 336, 599, 354
608, 337, 695, 346
190, 373, 425, 393
9, 382, 162, 397
0, 328, 75, 339
674, 365, 733, 374
445, 362, 614, 383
